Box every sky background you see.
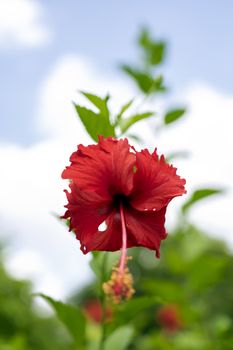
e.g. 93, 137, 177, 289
1, 0, 233, 145
0, 0, 233, 298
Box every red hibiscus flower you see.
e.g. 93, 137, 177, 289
83, 299, 112, 323
157, 304, 182, 332
62, 136, 186, 258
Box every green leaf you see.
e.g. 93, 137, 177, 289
121, 66, 165, 94
212, 315, 232, 335
182, 188, 224, 214
164, 108, 186, 125
116, 296, 163, 324
121, 66, 153, 93
138, 28, 151, 48
36, 293, 86, 346
89, 252, 106, 280
119, 112, 154, 134
90, 251, 120, 282
138, 28, 166, 66
149, 42, 165, 66
103, 326, 134, 350
81, 91, 110, 116
116, 99, 134, 121
74, 104, 115, 142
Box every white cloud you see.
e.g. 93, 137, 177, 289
36, 55, 134, 140
0, 56, 232, 299
0, 0, 51, 48
153, 84, 233, 238
0, 140, 93, 298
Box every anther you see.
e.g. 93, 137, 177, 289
102, 260, 135, 304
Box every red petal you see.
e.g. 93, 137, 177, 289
130, 149, 186, 212
62, 137, 135, 199
78, 210, 138, 254
63, 185, 166, 255
124, 206, 167, 257
62, 137, 137, 253
63, 183, 112, 240
80, 210, 122, 253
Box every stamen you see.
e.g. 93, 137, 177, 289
102, 202, 135, 303
103, 263, 134, 304
119, 202, 127, 272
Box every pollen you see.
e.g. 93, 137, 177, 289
103, 260, 135, 304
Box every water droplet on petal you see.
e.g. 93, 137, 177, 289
98, 221, 107, 232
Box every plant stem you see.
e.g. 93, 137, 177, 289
99, 252, 108, 350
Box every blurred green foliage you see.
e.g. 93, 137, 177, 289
121, 28, 166, 94
0, 248, 75, 350
37, 293, 86, 348
74, 28, 187, 144
1, 221, 232, 350
164, 108, 186, 125
182, 188, 225, 214
68, 224, 233, 350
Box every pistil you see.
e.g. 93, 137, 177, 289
119, 202, 127, 272
102, 202, 135, 304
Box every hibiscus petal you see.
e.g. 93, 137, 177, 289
80, 211, 122, 253
62, 137, 136, 200
63, 183, 137, 253
124, 206, 167, 258
80, 209, 140, 254
63, 183, 112, 239
130, 149, 186, 212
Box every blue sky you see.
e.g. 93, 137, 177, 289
1, 0, 233, 145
